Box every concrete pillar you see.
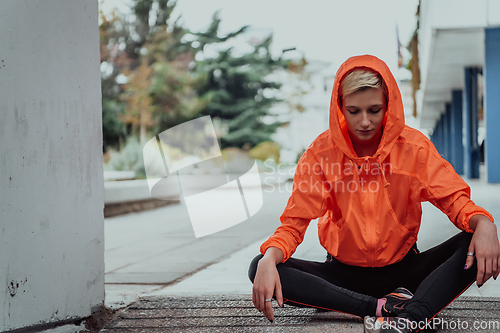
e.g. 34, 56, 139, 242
463, 67, 480, 179
485, 27, 500, 183
443, 104, 452, 161
438, 114, 445, 156
0, 1, 104, 331
431, 120, 438, 152
451, 90, 464, 175
445, 103, 453, 165
433, 117, 442, 155
441, 112, 447, 159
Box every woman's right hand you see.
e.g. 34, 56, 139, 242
252, 247, 284, 322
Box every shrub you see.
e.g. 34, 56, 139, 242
104, 136, 146, 179
249, 141, 280, 164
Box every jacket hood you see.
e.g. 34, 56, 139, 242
329, 55, 405, 162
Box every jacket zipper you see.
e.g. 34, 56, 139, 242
364, 160, 377, 267
367, 177, 377, 267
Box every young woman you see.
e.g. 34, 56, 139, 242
248, 55, 500, 333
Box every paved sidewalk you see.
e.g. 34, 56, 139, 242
101, 178, 500, 332
103, 170, 293, 308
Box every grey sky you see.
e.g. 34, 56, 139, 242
100, 0, 419, 73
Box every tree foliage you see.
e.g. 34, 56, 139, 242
193, 15, 289, 149
99, 1, 305, 154
99, 0, 202, 149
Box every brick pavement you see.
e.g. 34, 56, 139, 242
101, 295, 500, 332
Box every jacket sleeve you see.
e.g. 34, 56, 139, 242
417, 140, 494, 232
260, 150, 329, 262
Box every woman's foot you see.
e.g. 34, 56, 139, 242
378, 287, 413, 317
364, 316, 413, 333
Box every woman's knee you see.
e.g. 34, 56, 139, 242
248, 254, 264, 283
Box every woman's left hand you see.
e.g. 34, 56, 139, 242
465, 215, 500, 286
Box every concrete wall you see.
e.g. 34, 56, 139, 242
0, 1, 104, 331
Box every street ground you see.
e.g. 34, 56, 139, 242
100, 177, 500, 332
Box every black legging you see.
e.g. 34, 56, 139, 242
248, 231, 477, 324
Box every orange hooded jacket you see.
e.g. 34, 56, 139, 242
261, 55, 494, 268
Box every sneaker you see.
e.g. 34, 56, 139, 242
364, 316, 413, 333
381, 287, 413, 317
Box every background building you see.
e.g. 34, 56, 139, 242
416, 0, 500, 183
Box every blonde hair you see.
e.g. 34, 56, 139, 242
339, 69, 387, 105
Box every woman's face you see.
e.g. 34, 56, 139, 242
341, 87, 386, 146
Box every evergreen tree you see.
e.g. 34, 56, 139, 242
99, 0, 201, 149
194, 15, 289, 150
100, 4, 303, 153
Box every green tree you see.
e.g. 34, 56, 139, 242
145, 28, 209, 133
99, 0, 201, 149
99, 10, 129, 151
100, 3, 306, 154
194, 15, 289, 150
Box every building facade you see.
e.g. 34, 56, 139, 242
417, 0, 500, 182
